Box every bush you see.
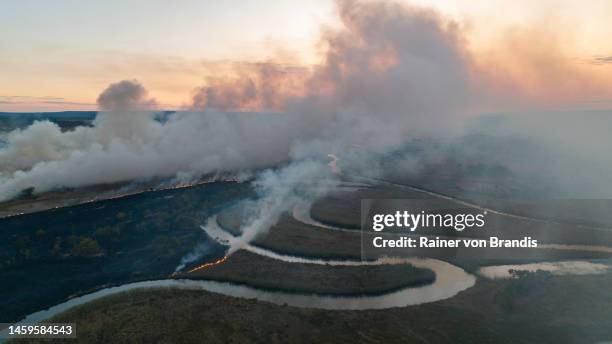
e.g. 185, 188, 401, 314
70, 237, 103, 258
94, 226, 121, 249
151, 236, 181, 258
499, 269, 553, 311
17, 187, 36, 199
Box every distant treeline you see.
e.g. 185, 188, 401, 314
0, 111, 179, 132
0, 111, 97, 120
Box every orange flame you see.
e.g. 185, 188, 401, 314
186, 255, 229, 273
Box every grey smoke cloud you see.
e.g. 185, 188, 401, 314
0, 0, 476, 202
226, 159, 338, 254
96, 79, 155, 112
1, 0, 611, 212
0, 80, 292, 200
191, 62, 309, 112
175, 241, 217, 272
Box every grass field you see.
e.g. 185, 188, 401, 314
178, 250, 435, 295
217, 198, 612, 271
5, 180, 612, 343
13, 272, 612, 344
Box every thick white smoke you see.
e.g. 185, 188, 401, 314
174, 241, 217, 272
1, 0, 611, 254
0, 81, 295, 201
0, 0, 477, 202
226, 159, 338, 254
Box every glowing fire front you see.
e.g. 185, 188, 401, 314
186, 255, 230, 273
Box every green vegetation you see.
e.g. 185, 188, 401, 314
67, 236, 103, 258
219, 212, 364, 259
93, 226, 121, 252
16, 187, 36, 200
179, 250, 435, 295
217, 204, 612, 267
497, 269, 554, 312
0, 182, 254, 322
309, 187, 427, 229
151, 236, 182, 258
13, 273, 612, 344
4, 180, 612, 342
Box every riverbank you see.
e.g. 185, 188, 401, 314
12, 272, 612, 344
176, 250, 435, 295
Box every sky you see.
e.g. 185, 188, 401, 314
1, 0, 612, 112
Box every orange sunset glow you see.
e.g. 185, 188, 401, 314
1, 0, 611, 112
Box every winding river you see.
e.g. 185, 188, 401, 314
13, 182, 612, 327
14, 213, 476, 327
293, 202, 612, 255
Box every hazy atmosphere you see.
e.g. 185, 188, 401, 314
2, 0, 612, 202
2, 0, 612, 112
1, 1, 611, 343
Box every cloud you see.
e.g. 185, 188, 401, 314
591, 55, 612, 65
41, 100, 96, 106
0, 96, 95, 109
0, 96, 65, 101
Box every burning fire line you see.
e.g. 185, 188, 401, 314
186, 255, 230, 273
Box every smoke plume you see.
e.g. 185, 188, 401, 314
175, 241, 217, 272
1, 0, 611, 245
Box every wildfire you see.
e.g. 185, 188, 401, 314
186, 255, 229, 273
